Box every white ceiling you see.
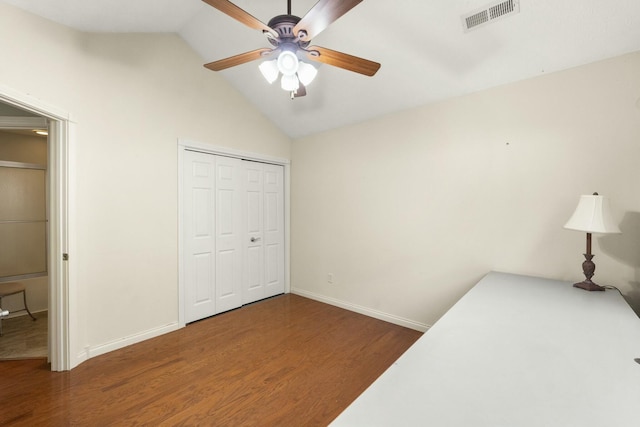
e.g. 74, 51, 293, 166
5, 0, 640, 138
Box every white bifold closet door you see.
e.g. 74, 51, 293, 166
243, 161, 285, 305
183, 150, 284, 323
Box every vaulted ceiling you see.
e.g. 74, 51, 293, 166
5, 0, 640, 138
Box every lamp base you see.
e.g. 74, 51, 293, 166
573, 280, 605, 292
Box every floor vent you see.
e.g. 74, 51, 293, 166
462, 0, 520, 32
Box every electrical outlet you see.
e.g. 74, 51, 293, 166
328, 273, 334, 284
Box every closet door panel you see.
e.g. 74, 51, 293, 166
214, 156, 243, 313
243, 162, 265, 304
263, 164, 285, 298
184, 151, 216, 322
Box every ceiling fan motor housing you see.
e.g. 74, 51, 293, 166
265, 15, 310, 49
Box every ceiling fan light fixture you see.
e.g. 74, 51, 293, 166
277, 50, 299, 76
202, 0, 382, 99
296, 61, 318, 86
259, 59, 279, 84
281, 74, 300, 91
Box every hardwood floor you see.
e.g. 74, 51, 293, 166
0, 294, 422, 426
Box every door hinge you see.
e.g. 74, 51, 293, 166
63, 253, 69, 261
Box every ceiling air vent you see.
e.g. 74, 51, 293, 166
462, 0, 520, 32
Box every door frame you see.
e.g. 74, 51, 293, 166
0, 84, 74, 371
177, 139, 290, 327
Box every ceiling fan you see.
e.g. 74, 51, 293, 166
202, 0, 381, 98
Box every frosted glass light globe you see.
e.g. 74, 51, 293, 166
277, 51, 299, 76
280, 74, 300, 91
258, 60, 279, 84
297, 61, 318, 86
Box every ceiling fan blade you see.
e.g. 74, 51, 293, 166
293, 0, 364, 41
303, 46, 380, 76
202, 0, 278, 38
204, 48, 272, 71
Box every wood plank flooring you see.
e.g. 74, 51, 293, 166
0, 294, 422, 426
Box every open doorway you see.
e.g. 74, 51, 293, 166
0, 111, 49, 360
0, 89, 71, 371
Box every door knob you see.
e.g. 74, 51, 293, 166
250, 237, 261, 242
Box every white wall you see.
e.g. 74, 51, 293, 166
291, 52, 640, 328
0, 3, 290, 364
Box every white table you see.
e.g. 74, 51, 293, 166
331, 272, 640, 426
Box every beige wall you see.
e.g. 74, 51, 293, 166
0, 3, 290, 363
292, 52, 640, 327
0, 132, 48, 315
0, 131, 47, 165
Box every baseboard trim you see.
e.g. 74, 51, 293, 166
1, 308, 47, 320
81, 322, 182, 361
291, 288, 430, 332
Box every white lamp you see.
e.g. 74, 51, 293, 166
297, 61, 318, 86
258, 51, 317, 95
564, 192, 621, 291
258, 60, 279, 84
280, 74, 300, 91
277, 50, 299, 76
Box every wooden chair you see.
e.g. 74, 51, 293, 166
0, 282, 36, 336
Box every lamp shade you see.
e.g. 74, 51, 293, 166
297, 61, 318, 86
258, 59, 279, 84
564, 194, 621, 234
277, 51, 299, 76
280, 74, 300, 91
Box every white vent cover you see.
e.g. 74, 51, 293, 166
462, 0, 520, 32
